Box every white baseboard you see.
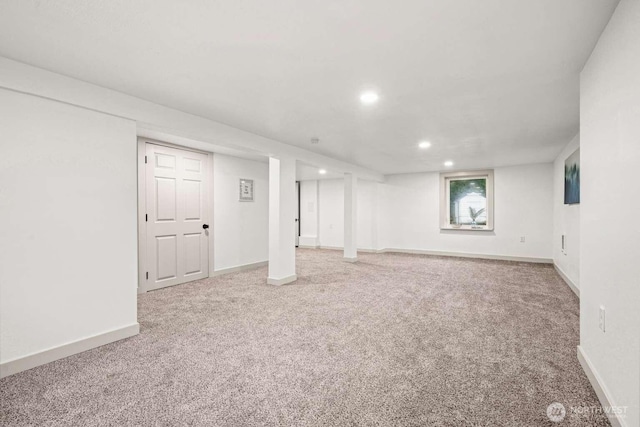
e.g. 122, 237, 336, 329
382, 248, 553, 264
311, 246, 552, 264
210, 260, 268, 277
554, 263, 580, 297
267, 274, 297, 286
577, 346, 626, 427
0, 323, 140, 379
298, 244, 320, 249
317, 246, 381, 253
344, 256, 358, 263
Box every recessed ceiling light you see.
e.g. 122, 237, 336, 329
360, 91, 379, 105
418, 141, 431, 149
444, 161, 454, 167
319, 169, 327, 175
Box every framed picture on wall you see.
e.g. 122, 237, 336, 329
239, 179, 254, 202
564, 148, 580, 204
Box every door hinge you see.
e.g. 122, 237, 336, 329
145, 214, 148, 222
146, 272, 149, 280
145, 155, 148, 164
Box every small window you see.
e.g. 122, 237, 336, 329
440, 170, 494, 230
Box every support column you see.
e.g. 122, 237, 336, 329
344, 172, 358, 262
268, 157, 297, 285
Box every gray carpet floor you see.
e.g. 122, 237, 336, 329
1, 249, 609, 426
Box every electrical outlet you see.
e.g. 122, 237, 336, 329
599, 306, 606, 332
520, 236, 526, 243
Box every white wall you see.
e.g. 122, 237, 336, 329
299, 180, 319, 247
553, 134, 580, 289
0, 91, 271, 372
378, 163, 554, 260
313, 179, 380, 250
318, 179, 345, 248
308, 163, 553, 259
357, 180, 379, 250
0, 89, 138, 364
580, 0, 640, 424
213, 154, 268, 271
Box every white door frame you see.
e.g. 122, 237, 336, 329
295, 181, 300, 247
137, 137, 215, 293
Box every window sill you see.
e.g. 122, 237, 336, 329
441, 226, 494, 231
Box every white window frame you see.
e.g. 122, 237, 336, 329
440, 169, 494, 231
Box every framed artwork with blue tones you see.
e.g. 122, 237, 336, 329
564, 148, 580, 205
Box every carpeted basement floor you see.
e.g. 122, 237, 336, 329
1, 249, 610, 426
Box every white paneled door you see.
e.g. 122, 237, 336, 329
145, 143, 210, 291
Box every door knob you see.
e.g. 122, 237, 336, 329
202, 224, 209, 229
